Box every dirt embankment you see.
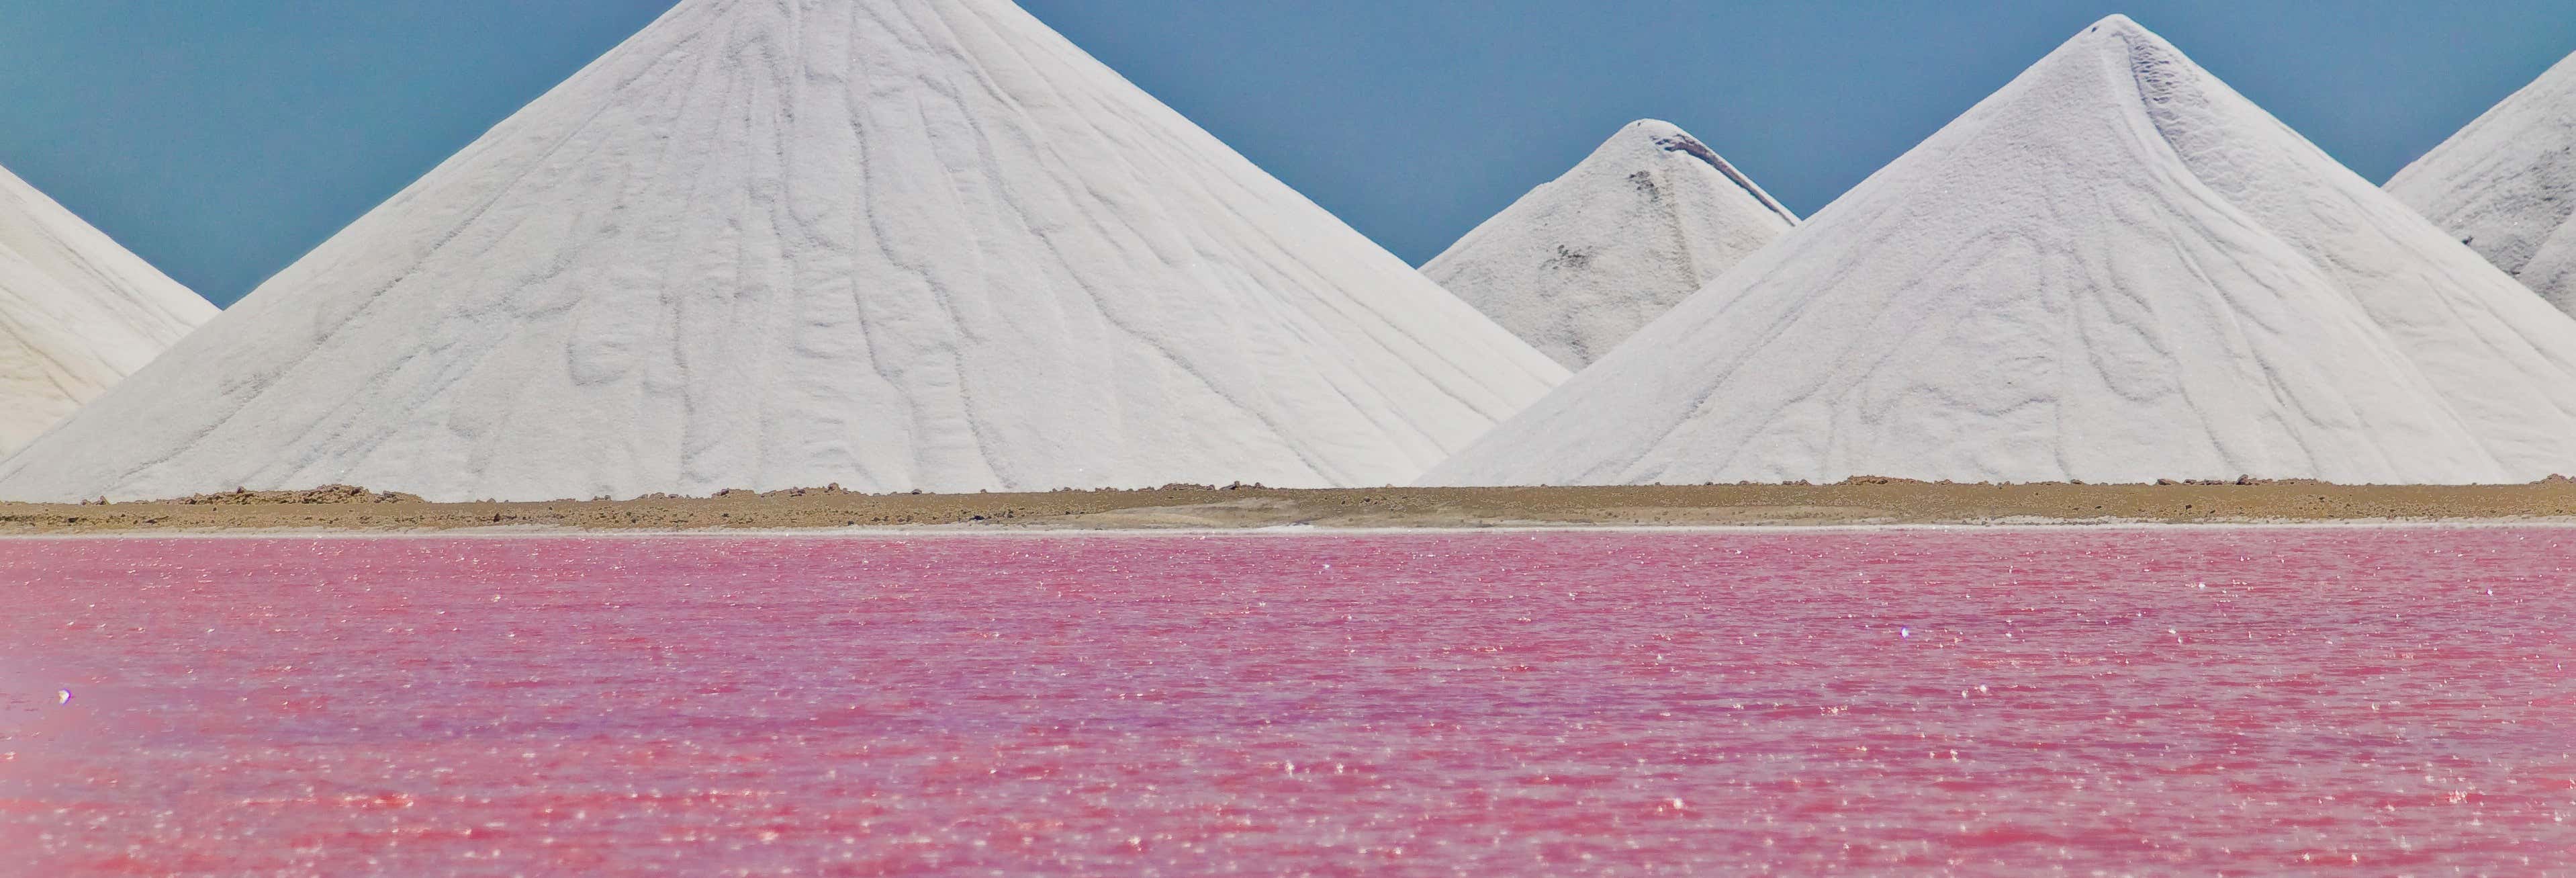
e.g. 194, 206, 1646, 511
11, 478, 2576, 533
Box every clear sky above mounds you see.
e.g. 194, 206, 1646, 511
1, 1, 2569, 308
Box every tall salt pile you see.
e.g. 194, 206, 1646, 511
1422, 120, 1798, 368
0, 163, 213, 455
2387, 51, 2576, 314
0, 0, 1565, 503
1426, 15, 2576, 487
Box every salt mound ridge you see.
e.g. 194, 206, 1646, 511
1422, 120, 1797, 369
0, 0, 1565, 503
0, 163, 212, 455
2388, 51, 2576, 314
1427, 15, 2576, 487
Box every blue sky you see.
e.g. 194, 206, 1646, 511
1, 1, 2571, 307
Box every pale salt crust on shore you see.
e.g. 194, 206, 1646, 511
0, 0, 1565, 504
1426, 15, 2576, 488
0, 163, 213, 455
1422, 120, 1797, 369
2387, 50, 2576, 315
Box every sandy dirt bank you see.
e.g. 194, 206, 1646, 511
12, 480, 2576, 534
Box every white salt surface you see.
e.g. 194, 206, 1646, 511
1422, 120, 1796, 369
0, 0, 1565, 503
1427, 15, 2576, 488
0, 163, 212, 455
2387, 52, 2576, 314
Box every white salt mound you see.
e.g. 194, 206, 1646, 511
1426, 15, 2576, 488
0, 163, 213, 455
2387, 51, 2576, 314
1422, 120, 1797, 369
0, 0, 1565, 503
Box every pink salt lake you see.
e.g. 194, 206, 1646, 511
3, 529, 2571, 875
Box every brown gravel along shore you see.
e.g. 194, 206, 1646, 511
13, 478, 2576, 533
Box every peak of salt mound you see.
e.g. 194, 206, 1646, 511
0, 0, 1564, 503
1426, 16, 2576, 487
0, 163, 213, 455
2387, 50, 2576, 313
1422, 120, 1796, 369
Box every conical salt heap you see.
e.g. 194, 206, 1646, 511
1422, 120, 1798, 369
2387, 50, 2576, 314
0, 0, 1565, 502
1426, 15, 2576, 487
0, 163, 213, 455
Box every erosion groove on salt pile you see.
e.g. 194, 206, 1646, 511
1422, 120, 1797, 369
0, 164, 213, 455
1426, 15, 2576, 488
2388, 50, 2576, 315
0, 0, 1566, 503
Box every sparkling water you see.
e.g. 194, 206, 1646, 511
4, 530, 2571, 873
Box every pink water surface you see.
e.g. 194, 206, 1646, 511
2, 529, 2573, 875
